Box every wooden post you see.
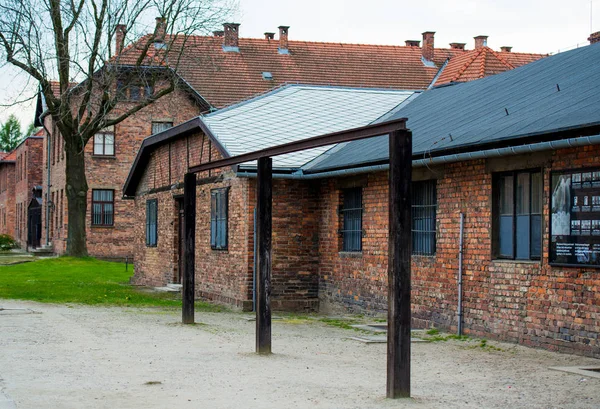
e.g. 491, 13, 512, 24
387, 129, 412, 398
182, 172, 196, 324
256, 156, 272, 354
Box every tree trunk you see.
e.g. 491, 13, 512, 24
65, 138, 89, 257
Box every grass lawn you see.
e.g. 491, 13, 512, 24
0, 257, 222, 311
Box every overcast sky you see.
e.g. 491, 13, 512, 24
1, 0, 597, 130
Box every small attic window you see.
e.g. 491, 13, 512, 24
154, 41, 167, 50
262, 72, 273, 80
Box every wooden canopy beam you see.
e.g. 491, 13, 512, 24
188, 118, 407, 174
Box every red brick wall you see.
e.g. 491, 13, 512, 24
132, 131, 320, 311
42, 89, 201, 257
14, 137, 43, 248
317, 147, 600, 358
0, 163, 15, 238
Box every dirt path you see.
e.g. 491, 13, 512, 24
0, 300, 599, 409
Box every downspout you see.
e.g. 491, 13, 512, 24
457, 212, 464, 336
39, 110, 52, 247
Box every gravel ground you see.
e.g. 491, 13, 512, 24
0, 300, 599, 409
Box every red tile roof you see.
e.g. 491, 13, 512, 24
1, 151, 16, 162
115, 34, 546, 108
434, 46, 544, 85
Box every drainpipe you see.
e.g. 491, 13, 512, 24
457, 212, 464, 336
39, 110, 52, 247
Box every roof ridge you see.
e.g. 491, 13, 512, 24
453, 48, 484, 82
486, 47, 515, 69
161, 33, 545, 56
479, 47, 488, 78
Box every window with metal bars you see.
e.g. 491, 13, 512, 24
412, 180, 437, 255
146, 199, 158, 247
210, 188, 228, 250
493, 170, 542, 260
340, 188, 363, 252
91, 189, 114, 226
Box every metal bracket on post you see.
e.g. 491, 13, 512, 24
387, 129, 412, 399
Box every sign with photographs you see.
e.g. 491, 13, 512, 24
550, 168, 600, 267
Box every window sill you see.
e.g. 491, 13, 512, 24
339, 251, 362, 258
211, 248, 229, 252
91, 155, 116, 159
90, 225, 115, 229
491, 259, 540, 265
412, 254, 436, 259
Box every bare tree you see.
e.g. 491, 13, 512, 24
0, 0, 235, 256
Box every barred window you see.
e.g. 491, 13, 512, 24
210, 188, 228, 250
412, 180, 437, 256
91, 190, 114, 226
341, 188, 363, 252
146, 199, 158, 247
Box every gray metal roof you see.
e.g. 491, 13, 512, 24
303, 43, 600, 173
202, 84, 417, 169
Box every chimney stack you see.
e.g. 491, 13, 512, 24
474, 35, 488, 49
223, 23, 240, 52
278, 26, 290, 54
405, 40, 420, 47
500, 46, 512, 52
154, 17, 166, 43
589, 31, 600, 44
449, 42, 466, 50
115, 24, 126, 55
422, 31, 435, 61
265, 32, 275, 40
213, 30, 224, 37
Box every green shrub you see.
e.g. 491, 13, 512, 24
0, 234, 16, 250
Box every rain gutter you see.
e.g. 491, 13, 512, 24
236, 134, 600, 179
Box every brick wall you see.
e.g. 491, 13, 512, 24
128, 129, 600, 357
0, 163, 15, 238
14, 137, 43, 248
132, 130, 320, 311
42, 88, 201, 257
317, 147, 600, 358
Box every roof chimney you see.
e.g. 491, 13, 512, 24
154, 17, 166, 43
449, 42, 466, 50
278, 26, 289, 54
422, 31, 435, 62
474, 35, 488, 49
213, 30, 224, 37
264, 32, 275, 40
223, 23, 240, 52
589, 31, 600, 44
405, 40, 420, 47
500, 46, 512, 52
115, 24, 126, 55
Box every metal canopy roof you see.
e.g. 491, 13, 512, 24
201, 84, 417, 169
305, 43, 600, 173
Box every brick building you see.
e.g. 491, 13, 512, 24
12, 136, 44, 249
125, 41, 600, 357
35, 20, 544, 258
0, 152, 16, 237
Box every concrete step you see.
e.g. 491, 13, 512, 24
29, 247, 55, 256
154, 283, 182, 293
